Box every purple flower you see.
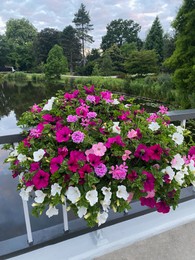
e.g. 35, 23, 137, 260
156, 201, 170, 213
87, 112, 97, 119
67, 115, 78, 123
134, 144, 150, 162
50, 155, 64, 174
94, 163, 107, 177
72, 131, 85, 143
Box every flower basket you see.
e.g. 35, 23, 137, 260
4, 85, 195, 227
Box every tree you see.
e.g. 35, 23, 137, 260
164, 0, 195, 108
33, 28, 61, 66
5, 18, 37, 70
44, 44, 68, 79
124, 50, 158, 75
0, 35, 10, 66
73, 3, 94, 66
163, 33, 175, 61
101, 19, 141, 51
60, 25, 81, 74
100, 52, 113, 76
144, 17, 164, 62
105, 44, 125, 73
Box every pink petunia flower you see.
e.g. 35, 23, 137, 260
105, 136, 125, 148
72, 131, 85, 143
84, 85, 95, 94
76, 105, 89, 118
92, 142, 107, 156
149, 144, 163, 160
42, 114, 55, 122
87, 112, 97, 119
88, 154, 102, 167
156, 201, 170, 213
78, 164, 93, 178
140, 197, 156, 208
50, 155, 64, 174
67, 115, 78, 123
158, 105, 168, 114
58, 147, 68, 157
122, 150, 131, 161
127, 170, 138, 181
94, 163, 107, 177
31, 104, 42, 113
127, 129, 137, 139
86, 95, 96, 103
109, 163, 128, 180
134, 144, 150, 162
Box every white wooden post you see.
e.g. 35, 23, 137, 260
62, 197, 69, 232
22, 199, 33, 244
181, 119, 186, 128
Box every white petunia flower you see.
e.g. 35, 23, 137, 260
10, 147, 18, 157
186, 160, 195, 172
97, 211, 108, 226
34, 190, 47, 203
19, 186, 34, 201
17, 153, 27, 162
86, 190, 98, 206
66, 186, 81, 204
77, 206, 87, 218
112, 122, 121, 134
116, 185, 129, 200
46, 205, 59, 218
172, 132, 184, 145
171, 154, 185, 170
148, 122, 160, 131
101, 187, 112, 202
112, 99, 120, 105
175, 125, 185, 134
33, 149, 45, 162
42, 97, 56, 111
100, 199, 111, 212
174, 171, 185, 185
51, 183, 62, 196
162, 166, 175, 180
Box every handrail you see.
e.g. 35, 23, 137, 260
0, 109, 195, 145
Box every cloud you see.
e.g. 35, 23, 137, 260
0, 0, 183, 47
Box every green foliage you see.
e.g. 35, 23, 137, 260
124, 50, 158, 75
144, 17, 164, 62
164, 0, 195, 108
101, 18, 141, 51
44, 44, 68, 79
100, 52, 113, 76
60, 25, 82, 74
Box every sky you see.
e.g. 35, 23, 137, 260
0, 0, 183, 49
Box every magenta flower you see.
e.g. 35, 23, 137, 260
30, 162, 40, 172
92, 142, 107, 156
122, 150, 131, 161
31, 104, 42, 113
67, 158, 79, 172
149, 144, 163, 160
84, 85, 95, 94
188, 146, 195, 157
70, 150, 86, 161
30, 123, 44, 138
101, 90, 112, 102
142, 171, 155, 192
42, 114, 55, 122
118, 111, 130, 121
67, 115, 78, 123
109, 163, 128, 180
88, 154, 102, 167
76, 105, 89, 118
134, 144, 150, 162
50, 155, 64, 174
119, 95, 125, 101
56, 126, 72, 143
72, 131, 85, 143
127, 170, 138, 181
146, 113, 159, 122
78, 164, 93, 178
94, 163, 107, 177
105, 136, 125, 148
156, 201, 170, 213
127, 129, 138, 139
140, 197, 156, 208
32, 170, 50, 189
58, 147, 68, 157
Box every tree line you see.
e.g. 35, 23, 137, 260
0, 0, 194, 107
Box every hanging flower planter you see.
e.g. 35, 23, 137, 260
4, 85, 195, 227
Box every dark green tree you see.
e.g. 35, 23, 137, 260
60, 25, 81, 74
105, 44, 125, 73
100, 52, 113, 76
33, 28, 61, 66
144, 16, 164, 62
5, 18, 37, 70
44, 44, 68, 79
124, 50, 158, 75
164, 0, 195, 108
163, 33, 175, 61
0, 35, 10, 66
73, 3, 94, 66
101, 19, 141, 51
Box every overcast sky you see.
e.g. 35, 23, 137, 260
0, 0, 183, 48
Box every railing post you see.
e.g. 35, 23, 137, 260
22, 199, 33, 244
62, 197, 69, 232
181, 119, 186, 128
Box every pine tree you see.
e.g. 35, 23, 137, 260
145, 16, 164, 62
73, 3, 94, 66
164, 0, 195, 108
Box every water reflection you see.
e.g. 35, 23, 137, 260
0, 81, 70, 135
